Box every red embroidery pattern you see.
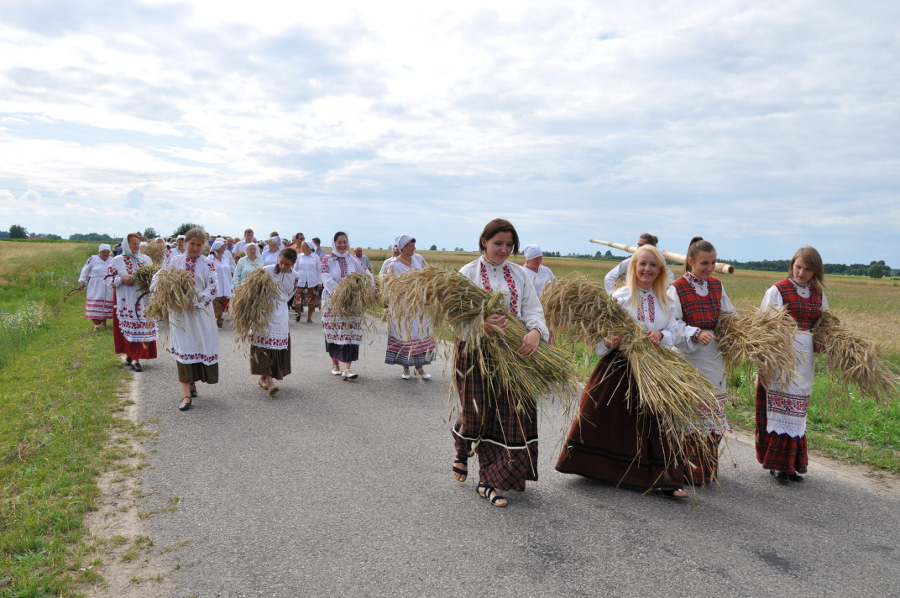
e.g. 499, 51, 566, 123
479, 261, 519, 315
637, 291, 655, 323
185, 256, 198, 275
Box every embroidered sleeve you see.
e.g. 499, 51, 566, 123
196, 261, 218, 307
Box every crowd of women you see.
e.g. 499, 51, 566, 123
78, 219, 827, 508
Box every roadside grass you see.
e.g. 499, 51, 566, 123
0, 240, 129, 597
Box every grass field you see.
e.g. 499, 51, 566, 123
0, 240, 897, 596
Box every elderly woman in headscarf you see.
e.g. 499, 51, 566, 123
522, 244, 556, 295
78, 243, 115, 331
321, 231, 375, 380
104, 233, 158, 372
293, 239, 322, 323
261, 235, 284, 266
381, 234, 436, 380
233, 241, 264, 285
210, 238, 234, 327
152, 227, 219, 411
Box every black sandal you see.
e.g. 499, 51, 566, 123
452, 458, 468, 482
190, 383, 198, 398
178, 396, 192, 411
477, 482, 507, 507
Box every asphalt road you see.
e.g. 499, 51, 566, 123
131, 313, 900, 598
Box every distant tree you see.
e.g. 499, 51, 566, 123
605, 250, 613, 258
429, 244, 437, 251
143, 227, 158, 239
8, 224, 27, 239
868, 263, 885, 279
0, 231, 8, 239
69, 232, 116, 242
173, 222, 202, 237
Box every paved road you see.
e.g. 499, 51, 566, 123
131, 314, 900, 598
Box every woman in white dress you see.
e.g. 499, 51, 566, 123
756, 246, 828, 484
293, 240, 322, 323
252, 248, 300, 396
104, 233, 158, 372
78, 243, 114, 331
668, 237, 734, 485
522, 244, 556, 295
210, 238, 234, 327
261, 236, 283, 266
381, 234, 436, 380
153, 228, 219, 411
321, 231, 374, 380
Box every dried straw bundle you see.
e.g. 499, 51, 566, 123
385, 265, 575, 403
141, 243, 166, 264
232, 251, 246, 262
230, 268, 279, 342
812, 311, 900, 405
540, 273, 725, 445
132, 262, 161, 291
716, 308, 798, 386
327, 271, 380, 318
144, 267, 199, 324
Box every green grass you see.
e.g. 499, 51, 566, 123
0, 241, 129, 597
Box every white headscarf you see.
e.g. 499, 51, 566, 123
305, 239, 318, 252
121, 233, 142, 257
98, 243, 111, 252
393, 234, 414, 251
523, 244, 542, 260
210, 238, 225, 253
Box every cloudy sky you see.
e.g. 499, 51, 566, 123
1, 0, 897, 264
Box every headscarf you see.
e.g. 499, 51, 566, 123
393, 234, 414, 251
121, 233, 142, 258
305, 239, 318, 252
210, 238, 225, 253
98, 243, 111, 252
523, 244, 542, 260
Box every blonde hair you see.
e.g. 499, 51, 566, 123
184, 227, 206, 242
789, 246, 826, 290
625, 246, 671, 318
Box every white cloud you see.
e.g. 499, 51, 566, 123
0, 0, 896, 263
20, 189, 41, 202
0, 190, 13, 201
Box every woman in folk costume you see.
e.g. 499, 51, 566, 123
293, 240, 322, 323
756, 246, 828, 484
522, 244, 556, 295
104, 233, 158, 372
321, 231, 374, 380
154, 228, 219, 411
667, 237, 734, 485
209, 238, 234, 328
381, 234, 436, 380
78, 243, 114, 331
556, 244, 688, 498
233, 242, 264, 285
452, 219, 550, 508
252, 248, 300, 396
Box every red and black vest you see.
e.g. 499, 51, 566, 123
774, 279, 822, 331
673, 275, 723, 330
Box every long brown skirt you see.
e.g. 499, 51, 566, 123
177, 361, 219, 384
556, 351, 683, 492
251, 338, 291, 380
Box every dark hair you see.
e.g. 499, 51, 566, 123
639, 233, 658, 246
312, 237, 321, 244
280, 247, 298, 263
789, 246, 826, 289
333, 231, 348, 243
478, 218, 519, 255
685, 236, 716, 274
244, 228, 253, 235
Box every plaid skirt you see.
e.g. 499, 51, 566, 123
683, 433, 722, 485
556, 351, 684, 491
755, 382, 808, 474
451, 346, 538, 492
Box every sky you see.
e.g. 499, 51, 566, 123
1, 0, 898, 265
